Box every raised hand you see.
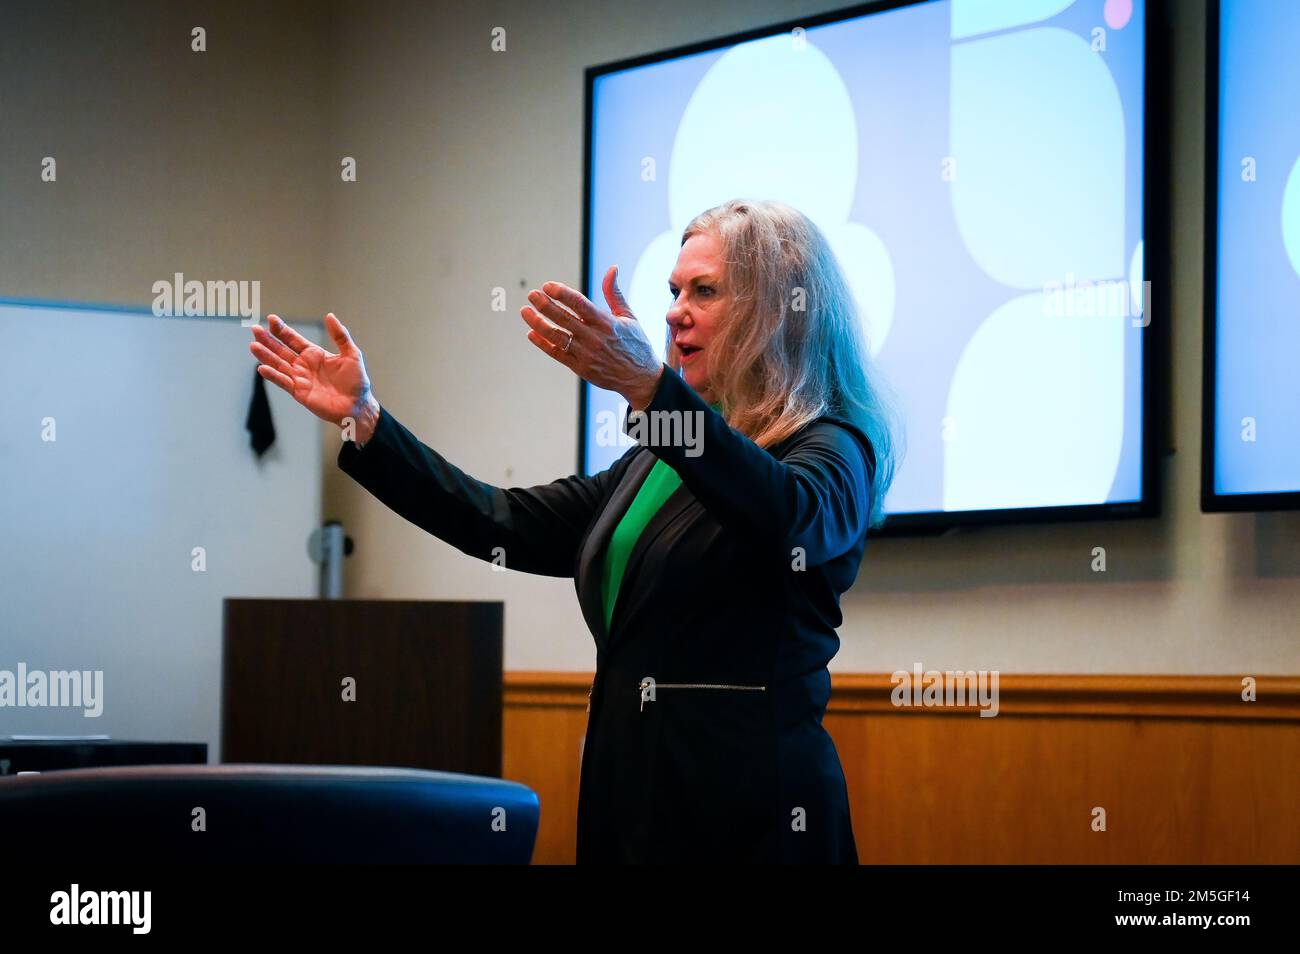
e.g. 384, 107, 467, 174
519, 265, 665, 411
249, 314, 377, 433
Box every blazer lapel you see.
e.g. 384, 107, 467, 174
577, 450, 654, 653
576, 450, 696, 653
605, 479, 694, 640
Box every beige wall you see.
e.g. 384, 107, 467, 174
0, 0, 332, 317
5, 0, 1296, 677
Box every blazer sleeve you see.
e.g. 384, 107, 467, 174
338, 405, 631, 577
623, 364, 875, 565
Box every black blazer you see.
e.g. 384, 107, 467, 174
338, 365, 876, 864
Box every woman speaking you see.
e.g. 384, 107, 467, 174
248, 198, 897, 864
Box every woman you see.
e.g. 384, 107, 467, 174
249, 198, 897, 864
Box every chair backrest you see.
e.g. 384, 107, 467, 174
0, 764, 539, 863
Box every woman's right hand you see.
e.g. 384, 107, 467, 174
249, 313, 379, 441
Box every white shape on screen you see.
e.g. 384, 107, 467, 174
950, 0, 1079, 40
950, 26, 1125, 288
943, 290, 1126, 510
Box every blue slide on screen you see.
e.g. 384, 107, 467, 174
1212, 0, 1300, 499
581, 0, 1149, 524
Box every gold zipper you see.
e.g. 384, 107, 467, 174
638, 678, 766, 712
586, 680, 594, 714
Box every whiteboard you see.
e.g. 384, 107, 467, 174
0, 301, 323, 760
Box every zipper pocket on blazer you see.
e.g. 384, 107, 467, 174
638, 678, 767, 712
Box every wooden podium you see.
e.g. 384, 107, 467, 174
222, 599, 503, 777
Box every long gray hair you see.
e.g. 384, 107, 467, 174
672, 198, 901, 527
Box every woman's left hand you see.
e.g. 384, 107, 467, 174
520, 265, 664, 411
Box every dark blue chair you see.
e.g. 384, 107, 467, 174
0, 764, 539, 863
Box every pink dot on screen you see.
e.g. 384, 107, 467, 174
1104, 0, 1133, 30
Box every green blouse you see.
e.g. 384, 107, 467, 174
601, 456, 682, 632
601, 400, 721, 633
